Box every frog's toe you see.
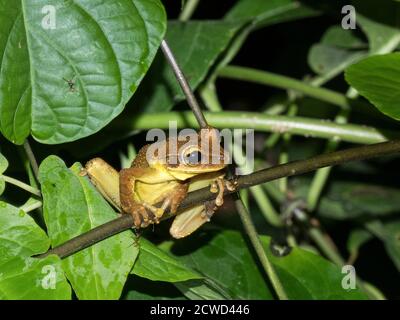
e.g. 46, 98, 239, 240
127, 203, 154, 228
142, 202, 164, 220
209, 177, 226, 207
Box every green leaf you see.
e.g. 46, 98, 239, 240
345, 53, 400, 121
0, 152, 8, 174
366, 220, 400, 272
308, 26, 367, 78
0, 177, 4, 195
0, 201, 48, 264
132, 238, 202, 282
0, 0, 166, 144
163, 230, 367, 300
174, 279, 228, 300
0, 255, 71, 300
0, 152, 7, 195
321, 26, 367, 49
39, 156, 137, 300
263, 237, 367, 299
124, 276, 186, 300
0, 201, 71, 299
217, 0, 318, 82
309, 44, 366, 77
160, 230, 274, 299
294, 179, 400, 220
347, 229, 373, 263
131, 21, 242, 113
352, 0, 400, 54
224, 0, 318, 29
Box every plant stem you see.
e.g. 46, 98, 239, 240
38, 140, 400, 259
23, 140, 39, 181
20, 200, 43, 213
2, 175, 41, 197
179, 0, 200, 21
200, 82, 223, 112
278, 103, 297, 192
160, 40, 208, 128
218, 65, 350, 109
235, 198, 288, 300
127, 111, 393, 144
250, 185, 282, 226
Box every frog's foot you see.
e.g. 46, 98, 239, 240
141, 202, 164, 222
209, 177, 227, 207
226, 179, 238, 192
127, 202, 160, 228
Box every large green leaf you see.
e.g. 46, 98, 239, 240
162, 230, 367, 300
345, 53, 400, 121
131, 21, 242, 113
132, 238, 202, 282
0, 0, 166, 144
161, 230, 274, 300
39, 156, 137, 300
0, 201, 71, 299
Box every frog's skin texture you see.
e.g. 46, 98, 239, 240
84, 128, 230, 238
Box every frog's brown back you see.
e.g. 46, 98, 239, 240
131, 144, 150, 168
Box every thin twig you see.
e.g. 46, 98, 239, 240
160, 40, 208, 128
23, 140, 39, 181
37, 140, 400, 259
2, 175, 41, 197
179, 0, 200, 21
235, 197, 288, 300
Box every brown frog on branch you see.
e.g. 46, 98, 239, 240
82, 127, 234, 238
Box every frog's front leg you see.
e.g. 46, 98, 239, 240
209, 175, 237, 207
119, 167, 161, 228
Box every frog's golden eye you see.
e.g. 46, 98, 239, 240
183, 150, 202, 166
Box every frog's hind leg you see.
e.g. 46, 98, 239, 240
169, 203, 215, 239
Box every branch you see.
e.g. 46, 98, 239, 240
38, 139, 400, 259
160, 40, 209, 128
234, 197, 288, 300
2, 175, 41, 197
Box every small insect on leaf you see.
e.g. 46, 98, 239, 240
63, 76, 76, 92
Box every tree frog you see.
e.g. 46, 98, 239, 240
82, 128, 233, 238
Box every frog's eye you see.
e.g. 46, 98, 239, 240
183, 150, 202, 166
